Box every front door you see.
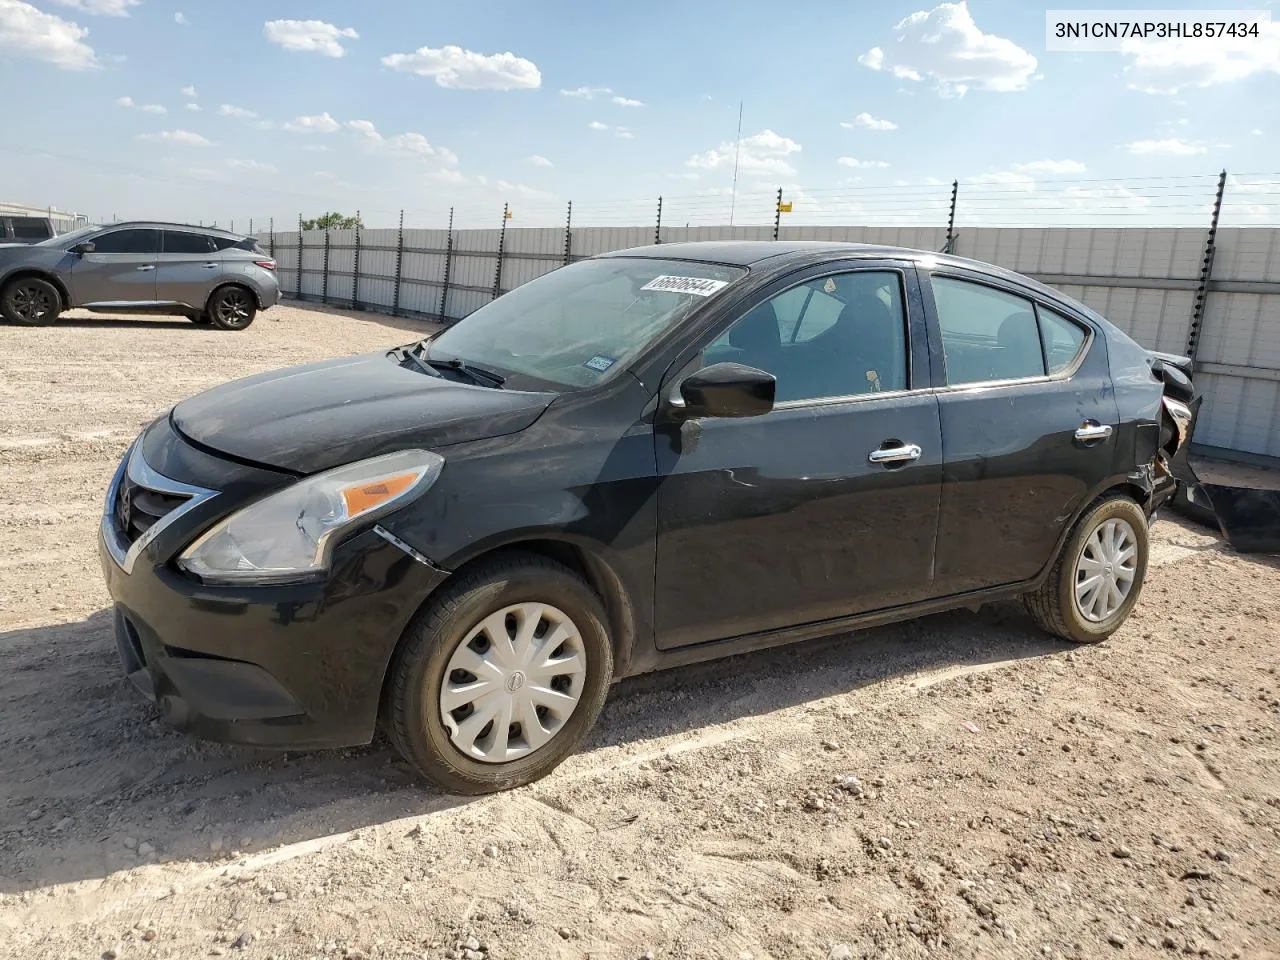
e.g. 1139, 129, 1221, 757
653, 263, 942, 650
921, 269, 1120, 594
71, 227, 160, 305
156, 229, 222, 307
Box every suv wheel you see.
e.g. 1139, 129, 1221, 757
383, 552, 614, 794
1025, 494, 1149, 644
206, 286, 257, 330
1, 277, 61, 326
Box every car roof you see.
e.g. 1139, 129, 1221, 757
599, 240, 1088, 312
92, 220, 245, 240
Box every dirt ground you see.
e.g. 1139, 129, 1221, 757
1, 304, 1278, 960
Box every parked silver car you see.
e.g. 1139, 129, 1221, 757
0, 221, 281, 330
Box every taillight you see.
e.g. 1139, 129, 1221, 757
254, 259, 277, 271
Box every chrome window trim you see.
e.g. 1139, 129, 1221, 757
101, 442, 218, 575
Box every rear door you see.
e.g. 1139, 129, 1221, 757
920, 268, 1118, 594
156, 229, 220, 306
71, 228, 160, 305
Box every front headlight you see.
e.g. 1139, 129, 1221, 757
178, 450, 444, 584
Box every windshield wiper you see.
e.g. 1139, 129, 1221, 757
423, 350, 506, 387
395, 345, 439, 377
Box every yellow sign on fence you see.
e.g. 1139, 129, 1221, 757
777, 201, 793, 213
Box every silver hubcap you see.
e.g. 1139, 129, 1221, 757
1074, 518, 1138, 622
439, 602, 586, 764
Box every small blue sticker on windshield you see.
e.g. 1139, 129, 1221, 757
584, 355, 617, 372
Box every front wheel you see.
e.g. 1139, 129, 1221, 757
1, 277, 61, 326
1025, 494, 1149, 643
384, 553, 614, 794
206, 286, 257, 330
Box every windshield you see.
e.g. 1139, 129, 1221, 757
426, 257, 746, 389
36, 226, 96, 248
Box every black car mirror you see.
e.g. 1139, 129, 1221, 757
675, 362, 775, 419
72, 241, 95, 255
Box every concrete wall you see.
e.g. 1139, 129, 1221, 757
262, 224, 1280, 460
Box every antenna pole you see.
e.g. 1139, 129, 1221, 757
728, 100, 743, 227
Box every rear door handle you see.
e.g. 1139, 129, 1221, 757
201, 263, 218, 269
1074, 421, 1113, 441
135, 265, 155, 271
868, 443, 922, 465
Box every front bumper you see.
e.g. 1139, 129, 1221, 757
99, 445, 448, 749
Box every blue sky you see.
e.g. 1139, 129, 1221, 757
0, 0, 1277, 229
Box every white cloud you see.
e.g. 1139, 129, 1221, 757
184, 102, 200, 112
48, 0, 137, 15
842, 112, 898, 131
181, 85, 196, 97
588, 120, 609, 131
969, 171, 1036, 191
686, 129, 803, 178
1011, 159, 1087, 175
1252, 128, 1264, 136
114, 95, 133, 107
284, 112, 339, 133
226, 158, 277, 173
616, 126, 634, 139
837, 157, 890, 168
560, 86, 611, 99
138, 129, 211, 146
611, 95, 644, 107
218, 103, 257, 119
382, 44, 541, 90
302, 144, 332, 153
139, 103, 166, 114
174, 11, 186, 25
1125, 138, 1206, 156
858, 1, 1037, 96
252, 119, 274, 131
1121, 21, 1279, 93
0, 0, 98, 70
346, 119, 381, 140
527, 154, 553, 167
344, 120, 458, 165
263, 19, 358, 57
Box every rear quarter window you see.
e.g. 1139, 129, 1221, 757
10, 218, 53, 241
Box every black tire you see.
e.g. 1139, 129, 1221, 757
1, 276, 61, 326
384, 552, 614, 794
206, 285, 257, 330
1025, 493, 1149, 644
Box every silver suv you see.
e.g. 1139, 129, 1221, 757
0, 221, 281, 330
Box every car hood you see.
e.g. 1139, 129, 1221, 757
171, 350, 557, 473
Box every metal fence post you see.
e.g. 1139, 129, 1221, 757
351, 211, 362, 310
268, 217, 274, 259
492, 202, 509, 300
945, 179, 959, 254
392, 209, 405, 317
439, 206, 454, 322
773, 187, 783, 241
655, 195, 662, 245
562, 201, 572, 266
295, 214, 303, 300
321, 227, 331, 305
249, 218, 253, 237
1187, 169, 1228, 363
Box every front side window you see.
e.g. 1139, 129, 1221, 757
91, 228, 160, 255
706, 270, 908, 403
163, 230, 214, 254
426, 257, 746, 390
931, 276, 1045, 385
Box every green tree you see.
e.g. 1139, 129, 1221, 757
302, 211, 363, 230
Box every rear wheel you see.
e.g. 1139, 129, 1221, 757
1025, 494, 1149, 643
206, 285, 256, 330
384, 553, 614, 794
1, 277, 61, 326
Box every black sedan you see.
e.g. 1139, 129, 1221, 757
99, 241, 1197, 794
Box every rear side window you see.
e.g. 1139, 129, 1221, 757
91, 229, 160, 254
931, 277, 1045, 385
163, 230, 214, 254
11, 217, 52, 240
1037, 305, 1089, 374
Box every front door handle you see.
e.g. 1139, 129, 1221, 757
868, 443, 922, 465
135, 265, 156, 271
1074, 421, 1113, 442
201, 263, 218, 269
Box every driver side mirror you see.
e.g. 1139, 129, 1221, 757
672, 362, 775, 419
72, 241, 95, 255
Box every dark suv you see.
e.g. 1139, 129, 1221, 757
0, 221, 281, 330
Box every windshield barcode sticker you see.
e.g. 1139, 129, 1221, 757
583, 355, 617, 372
640, 275, 730, 297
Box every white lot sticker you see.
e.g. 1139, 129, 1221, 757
641, 275, 730, 297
